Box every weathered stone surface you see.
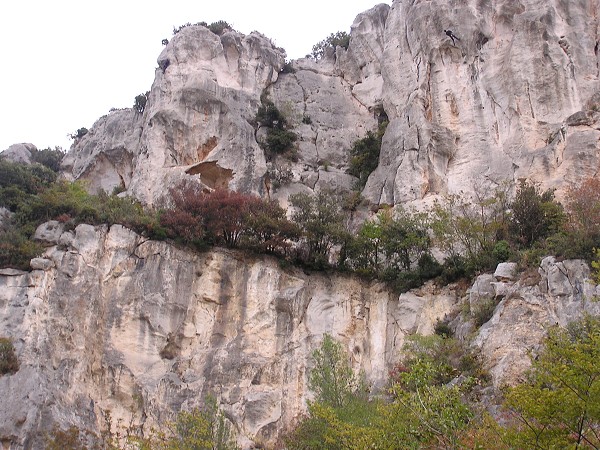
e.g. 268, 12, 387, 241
494, 262, 517, 281
29, 258, 55, 271
0, 143, 36, 164
63, 27, 286, 204
364, 0, 600, 206
33, 220, 64, 244
473, 257, 600, 387
61, 1, 599, 211
0, 224, 457, 448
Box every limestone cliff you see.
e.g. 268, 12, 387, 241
61, 0, 600, 207
1, 223, 598, 448
0, 223, 456, 448
3, 0, 600, 448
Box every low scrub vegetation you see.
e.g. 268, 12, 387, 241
311, 31, 350, 59
285, 315, 600, 449
0, 160, 160, 270
2, 152, 600, 301
173, 20, 233, 36
0, 337, 19, 375
255, 95, 297, 158
347, 121, 387, 189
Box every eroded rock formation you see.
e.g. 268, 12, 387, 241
61, 1, 599, 208
0, 224, 456, 447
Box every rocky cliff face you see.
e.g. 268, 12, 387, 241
0, 223, 456, 448
1, 223, 598, 448
4, 0, 600, 448
61, 0, 599, 207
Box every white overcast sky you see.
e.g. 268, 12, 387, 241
0, 0, 390, 153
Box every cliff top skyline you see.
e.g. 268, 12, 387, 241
0, 0, 388, 153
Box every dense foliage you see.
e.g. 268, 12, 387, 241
286, 333, 483, 449
287, 315, 600, 449
347, 121, 387, 189
311, 31, 351, 59
0, 160, 159, 269
0, 337, 19, 375
500, 315, 600, 448
255, 96, 297, 157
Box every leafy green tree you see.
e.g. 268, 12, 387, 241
159, 397, 237, 450
311, 31, 350, 59
380, 208, 430, 273
502, 315, 600, 449
308, 334, 361, 408
509, 180, 565, 248
431, 182, 513, 276
30, 146, 65, 172
289, 190, 346, 267
244, 199, 299, 254
345, 218, 384, 275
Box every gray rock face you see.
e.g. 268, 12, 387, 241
474, 256, 600, 387
33, 220, 65, 244
63, 27, 286, 204
363, 0, 600, 205
62, 1, 600, 210
0, 224, 456, 448
0, 143, 37, 164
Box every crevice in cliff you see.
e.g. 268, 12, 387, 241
525, 81, 536, 119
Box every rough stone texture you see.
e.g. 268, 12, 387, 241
0, 224, 457, 448
61, 1, 600, 210
61, 109, 142, 194
63, 27, 286, 204
473, 256, 600, 387
494, 262, 518, 281
33, 221, 65, 244
363, 0, 600, 206
9, 1, 600, 447
0, 143, 37, 164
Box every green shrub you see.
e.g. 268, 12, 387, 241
434, 319, 453, 337
208, 20, 232, 35
0, 337, 19, 375
509, 180, 565, 248
266, 128, 297, 154
30, 147, 65, 172
492, 240, 511, 262
472, 297, 497, 327
134, 92, 148, 113
348, 121, 387, 189
502, 315, 600, 448
255, 97, 297, 156
0, 229, 43, 270
311, 31, 351, 59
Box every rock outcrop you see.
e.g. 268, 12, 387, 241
3, 0, 600, 448
61, 1, 600, 208
0, 224, 457, 448
473, 257, 600, 387
366, 0, 600, 205
0, 143, 37, 165
1, 223, 598, 447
